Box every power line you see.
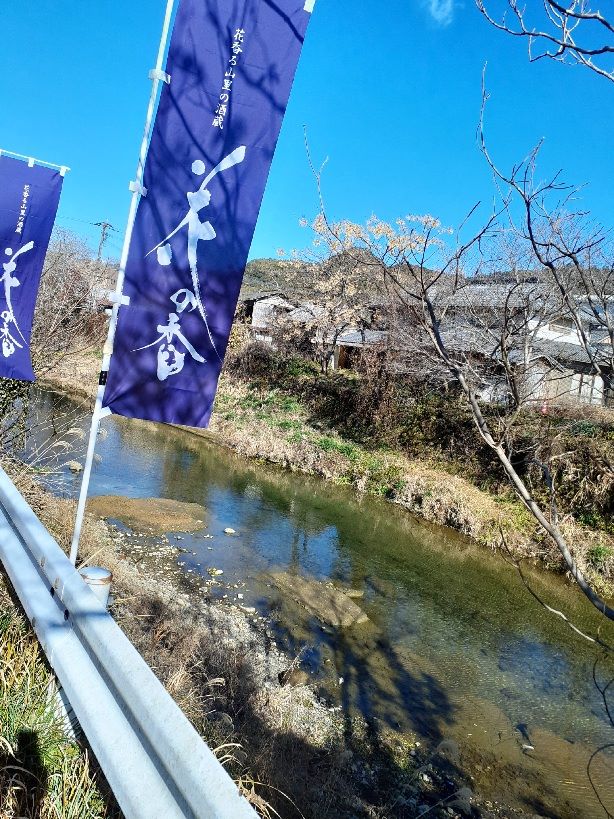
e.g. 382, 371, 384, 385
57, 215, 98, 226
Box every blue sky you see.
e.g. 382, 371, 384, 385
1, 1, 611, 261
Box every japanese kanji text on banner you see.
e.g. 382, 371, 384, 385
103, 0, 313, 427
0, 156, 64, 381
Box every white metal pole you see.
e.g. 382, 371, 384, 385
69, 0, 176, 565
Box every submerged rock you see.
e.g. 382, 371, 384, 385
67, 460, 83, 473
87, 495, 207, 534
337, 586, 364, 599
268, 571, 370, 628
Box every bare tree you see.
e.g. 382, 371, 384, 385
477, 0, 614, 83
32, 228, 105, 377
305, 187, 614, 620
0, 229, 106, 456
478, 75, 614, 404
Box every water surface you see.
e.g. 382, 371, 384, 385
30, 389, 614, 817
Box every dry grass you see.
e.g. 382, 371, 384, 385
0, 573, 118, 819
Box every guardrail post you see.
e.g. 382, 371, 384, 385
79, 566, 113, 609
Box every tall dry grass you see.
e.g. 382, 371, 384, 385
0, 574, 119, 819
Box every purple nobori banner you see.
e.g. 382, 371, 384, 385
103, 0, 312, 427
0, 156, 64, 381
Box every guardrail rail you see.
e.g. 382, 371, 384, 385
0, 466, 257, 818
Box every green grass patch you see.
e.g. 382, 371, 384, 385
587, 544, 613, 570
316, 436, 360, 461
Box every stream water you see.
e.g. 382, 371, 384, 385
29, 389, 614, 818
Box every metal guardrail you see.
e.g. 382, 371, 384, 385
0, 466, 257, 819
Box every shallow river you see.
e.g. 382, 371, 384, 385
30, 389, 614, 817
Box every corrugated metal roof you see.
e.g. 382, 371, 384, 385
337, 330, 388, 347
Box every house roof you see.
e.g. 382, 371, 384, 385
337, 330, 388, 348
440, 280, 555, 311
240, 291, 288, 304
532, 339, 609, 367
286, 303, 326, 323
254, 295, 294, 308
439, 323, 612, 370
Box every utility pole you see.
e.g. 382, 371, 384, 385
91, 221, 117, 309
94, 220, 116, 262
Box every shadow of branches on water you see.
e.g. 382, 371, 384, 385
118, 589, 478, 819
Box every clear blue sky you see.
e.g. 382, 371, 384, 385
1, 1, 611, 261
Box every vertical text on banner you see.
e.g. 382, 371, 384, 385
103, 0, 313, 428
0, 156, 64, 381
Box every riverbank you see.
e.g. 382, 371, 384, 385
43, 349, 614, 600
3, 464, 530, 819
5, 353, 609, 816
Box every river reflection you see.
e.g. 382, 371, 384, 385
28, 389, 614, 817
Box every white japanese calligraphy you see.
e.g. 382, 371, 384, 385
144, 146, 246, 379
134, 288, 205, 381
1, 242, 34, 358
15, 185, 30, 235
212, 27, 247, 129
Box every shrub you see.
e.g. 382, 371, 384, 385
225, 340, 278, 380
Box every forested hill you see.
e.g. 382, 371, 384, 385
241, 258, 307, 299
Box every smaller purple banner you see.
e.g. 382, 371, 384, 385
0, 156, 64, 381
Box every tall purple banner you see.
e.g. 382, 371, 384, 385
103, 0, 313, 427
0, 156, 63, 381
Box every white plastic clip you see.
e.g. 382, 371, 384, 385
129, 180, 148, 196
149, 68, 171, 84
28, 157, 35, 168
107, 291, 130, 307
60, 166, 68, 177
99, 407, 112, 419
304, 0, 315, 11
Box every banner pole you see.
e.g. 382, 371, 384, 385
69, 0, 176, 565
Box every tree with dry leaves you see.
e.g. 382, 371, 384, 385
304, 188, 614, 621
275, 240, 385, 373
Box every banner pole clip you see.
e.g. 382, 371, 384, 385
149, 68, 171, 84
107, 291, 130, 307
129, 180, 148, 197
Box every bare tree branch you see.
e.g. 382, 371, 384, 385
477, 0, 614, 82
